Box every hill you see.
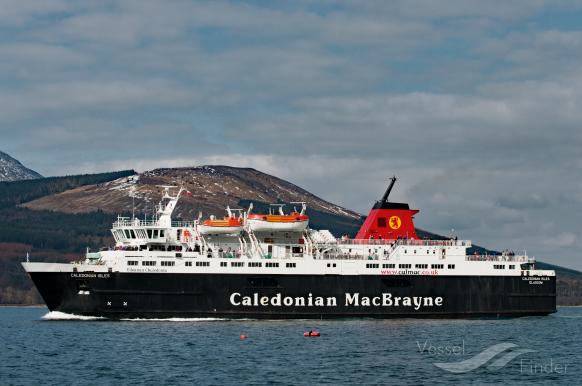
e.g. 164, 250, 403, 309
0, 150, 42, 182
22, 165, 360, 219
0, 169, 136, 209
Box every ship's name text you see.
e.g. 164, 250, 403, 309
70, 273, 110, 279
229, 292, 443, 309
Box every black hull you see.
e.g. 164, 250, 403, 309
28, 272, 556, 319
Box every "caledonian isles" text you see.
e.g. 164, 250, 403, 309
230, 293, 443, 310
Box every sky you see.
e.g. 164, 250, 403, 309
1, 0, 581, 269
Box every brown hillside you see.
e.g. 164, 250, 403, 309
23, 166, 361, 220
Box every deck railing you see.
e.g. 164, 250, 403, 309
112, 219, 196, 228
465, 254, 528, 262
336, 239, 470, 247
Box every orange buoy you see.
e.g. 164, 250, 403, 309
303, 331, 320, 337
240, 334, 248, 340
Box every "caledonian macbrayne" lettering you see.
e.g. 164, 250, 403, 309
229, 293, 443, 310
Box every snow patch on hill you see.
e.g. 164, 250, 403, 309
0, 151, 43, 182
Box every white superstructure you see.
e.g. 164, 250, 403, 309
24, 186, 552, 280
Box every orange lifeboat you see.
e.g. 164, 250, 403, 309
247, 203, 309, 233
198, 207, 244, 235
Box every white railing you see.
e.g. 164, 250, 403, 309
112, 219, 196, 228
465, 254, 528, 262
171, 221, 197, 228
337, 239, 470, 247
320, 253, 379, 260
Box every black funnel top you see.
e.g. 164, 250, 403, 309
373, 176, 410, 210
380, 176, 397, 204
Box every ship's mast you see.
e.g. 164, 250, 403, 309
130, 185, 136, 220
156, 186, 184, 227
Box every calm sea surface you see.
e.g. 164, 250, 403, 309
0, 307, 580, 385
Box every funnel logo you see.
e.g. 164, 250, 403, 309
432, 343, 536, 373
389, 216, 402, 230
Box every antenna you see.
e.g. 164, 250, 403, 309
291, 202, 307, 215
268, 203, 285, 215
130, 186, 136, 220
157, 185, 178, 199
380, 176, 397, 204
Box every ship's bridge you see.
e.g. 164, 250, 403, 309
111, 216, 196, 246
110, 186, 199, 248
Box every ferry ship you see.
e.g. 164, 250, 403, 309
22, 178, 556, 319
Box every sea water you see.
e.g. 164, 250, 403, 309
0, 307, 580, 385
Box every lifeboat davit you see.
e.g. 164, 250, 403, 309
246, 203, 309, 233
198, 207, 244, 235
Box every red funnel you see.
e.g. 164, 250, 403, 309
355, 177, 419, 240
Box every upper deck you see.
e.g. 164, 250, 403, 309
58, 184, 545, 277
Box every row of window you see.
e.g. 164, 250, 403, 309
187, 261, 294, 268
115, 229, 166, 241
130, 260, 458, 270
215, 261, 290, 268
127, 260, 177, 267
146, 229, 165, 239
129, 260, 467, 271
361, 263, 456, 270
494, 264, 516, 270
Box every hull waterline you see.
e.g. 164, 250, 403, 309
28, 271, 556, 319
